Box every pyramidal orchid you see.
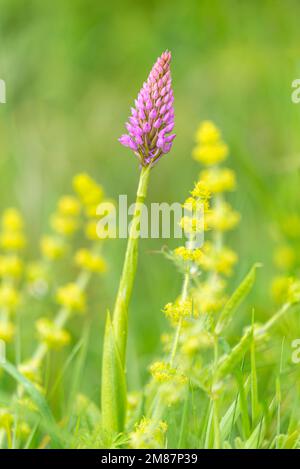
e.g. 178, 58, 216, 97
119, 50, 175, 167
101, 51, 176, 435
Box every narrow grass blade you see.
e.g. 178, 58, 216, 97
1, 361, 66, 448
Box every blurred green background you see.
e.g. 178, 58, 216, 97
1, 0, 300, 398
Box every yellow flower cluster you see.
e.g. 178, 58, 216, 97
271, 213, 300, 303
0, 408, 13, 429
150, 361, 187, 384
199, 167, 236, 193
74, 249, 107, 273
273, 244, 296, 271
193, 121, 229, 165
198, 241, 238, 276
176, 179, 211, 264
130, 417, 167, 449
18, 359, 41, 384
271, 276, 300, 305
174, 246, 203, 263
206, 201, 240, 232
163, 298, 197, 324
180, 328, 215, 355
0, 209, 26, 252
192, 278, 227, 314
0, 209, 26, 344
40, 235, 66, 260
56, 282, 86, 313
0, 284, 20, 313
0, 408, 30, 441
35, 318, 71, 350
50, 195, 80, 238
0, 255, 23, 279
0, 320, 15, 342
73, 174, 106, 240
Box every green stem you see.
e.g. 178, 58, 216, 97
112, 166, 151, 365
169, 272, 190, 367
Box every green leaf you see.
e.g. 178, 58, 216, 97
101, 311, 127, 436
215, 263, 261, 335
1, 361, 66, 448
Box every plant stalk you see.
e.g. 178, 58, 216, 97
112, 165, 151, 365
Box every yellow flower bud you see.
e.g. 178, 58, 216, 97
193, 142, 228, 165
75, 249, 107, 273
51, 214, 80, 236
0, 284, 20, 312
199, 168, 236, 193
206, 201, 240, 232
36, 318, 71, 350
56, 282, 86, 313
84, 220, 99, 240
130, 417, 167, 449
0, 255, 23, 279
1, 208, 23, 231
40, 236, 65, 260
58, 196, 81, 217
273, 244, 296, 271
0, 408, 14, 429
0, 231, 26, 251
18, 359, 41, 384
195, 121, 220, 145
0, 320, 15, 342
73, 173, 104, 207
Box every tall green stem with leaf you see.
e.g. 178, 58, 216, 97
101, 167, 150, 434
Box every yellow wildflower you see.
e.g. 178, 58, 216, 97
0, 320, 15, 342
273, 244, 296, 271
75, 249, 107, 273
199, 168, 236, 193
16, 422, 31, 439
206, 201, 240, 232
163, 298, 195, 323
18, 359, 41, 384
40, 236, 65, 260
51, 213, 80, 236
0, 231, 26, 251
150, 361, 177, 382
191, 180, 211, 200
180, 215, 206, 234
193, 141, 228, 165
1, 208, 23, 231
26, 261, 48, 284
198, 242, 238, 276
181, 329, 215, 355
271, 277, 300, 305
130, 417, 167, 449
192, 278, 227, 313
0, 284, 20, 312
56, 282, 86, 313
271, 276, 291, 304
195, 120, 220, 145
36, 318, 71, 350
73, 173, 104, 207
85, 220, 99, 240
0, 409, 13, 429
0, 255, 23, 279
58, 196, 81, 217
174, 246, 203, 263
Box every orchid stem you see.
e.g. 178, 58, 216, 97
112, 165, 151, 366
